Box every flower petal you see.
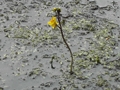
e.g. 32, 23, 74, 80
48, 17, 58, 29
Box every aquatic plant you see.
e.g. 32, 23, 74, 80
48, 8, 74, 74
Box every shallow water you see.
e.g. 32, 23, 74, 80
0, 0, 120, 90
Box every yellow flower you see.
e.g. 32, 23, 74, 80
48, 17, 58, 29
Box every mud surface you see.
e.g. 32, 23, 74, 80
0, 0, 120, 90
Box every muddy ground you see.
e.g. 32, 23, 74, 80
0, 0, 120, 90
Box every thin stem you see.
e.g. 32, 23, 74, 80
56, 11, 74, 74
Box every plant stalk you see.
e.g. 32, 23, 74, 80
56, 11, 74, 74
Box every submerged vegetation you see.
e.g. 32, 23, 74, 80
0, 0, 120, 89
